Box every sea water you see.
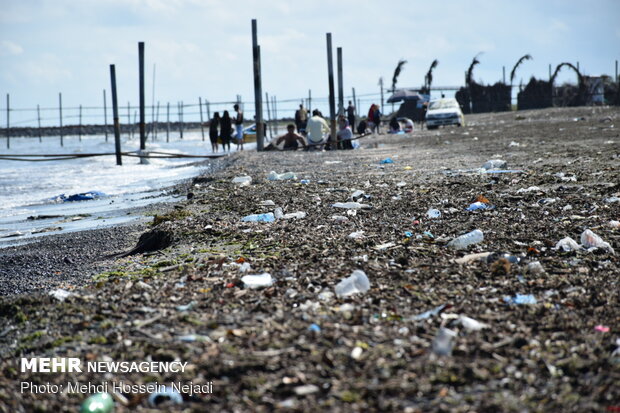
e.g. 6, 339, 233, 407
0, 131, 245, 247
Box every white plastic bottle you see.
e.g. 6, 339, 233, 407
447, 229, 484, 249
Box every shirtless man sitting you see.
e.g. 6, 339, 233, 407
275, 124, 308, 150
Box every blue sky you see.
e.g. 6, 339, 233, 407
1, 0, 619, 126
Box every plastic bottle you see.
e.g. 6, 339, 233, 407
427, 208, 441, 218
241, 212, 275, 222
447, 229, 484, 249
482, 159, 507, 170
334, 270, 370, 297
268, 171, 297, 181
231, 176, 252, 186
80, 393, 114, 413
432, 327, 458, 356
273, 208, 284, 219
241, 273, 274, 289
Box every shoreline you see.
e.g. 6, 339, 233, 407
1, 106, 618, 411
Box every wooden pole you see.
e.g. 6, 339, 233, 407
326, 33, 337, 147
502, 66, 506, 84
154, 101, 160, 140
166, 102, 170, 143
151, 63, 156, 142
273, 95, 279, 136
352, 87, 357, 116
59, 92, 63, 147
78, 104, 82, 141
179, 101, 184, 139
252, 19, 265, 151
103, 89, 108, 142
616, 60, 618, 83
205, 99, 211, 120
139, 41, 146, 150
37, 104, 42, 142
5, 94, 8, 149
265, 92, 273, 139
308, 89, 312, 114
127, 102, 131, 139
379, 77, 384, 115
337, 47, 344, 116
110, 64, 122, 166
199, 97, 205, 141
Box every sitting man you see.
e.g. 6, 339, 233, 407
305, 109, 330, 149
275, 124, 307, 150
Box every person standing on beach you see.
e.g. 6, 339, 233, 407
209, 112, 220, 153
346, 101, 356, 133
372, 104, 382, 134
294, 103, 308, 133
306, 109, 330, 150
233, 104, 244, 151
220, 110, 232, 152
337, 115, 354, 150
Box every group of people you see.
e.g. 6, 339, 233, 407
208, 104, 245, 153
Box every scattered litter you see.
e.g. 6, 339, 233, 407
282, 211, 307, 220
380, 158, 394, 164
49, 288, 73, 302
350, 190, 365, 200
348, 231, 365, 239
554, 237, 581, 252
404, 231, 413, 238
454, 252, 491, 264
509, 141, 520, 147
604, 196, 620, 203
231, 176, 252, 186
432, 327, 458, 356
241, 273, 274, 289
308, 323, 321, 333
351, 346, 363, 360
268, 171, 297, 181
300, 179, 310, 184
427, 208, 441, 218
594, 325, 610, 333
294, 384, 320, 396
52, 191, 107, 203
412, 304, 447, 321
447, 229, 484, 250
242, 212, 275, 223
334, 270, 370, 297
147, 386, 183, 407
503, 294, 537, 305
259, 200, 275, 206
175, 301, 196, 312
331, 215, 349, 223
80, 393, 114, 413
482, 159, 507, 170
466, 202, 490, 211
374, 242, 396, 250
609, 220, 620, 229
580, 229, 615, 254
517, 186, 542, 194
526, 261, 545, 274
457, 316, 488, 331
332, 202, 371, 209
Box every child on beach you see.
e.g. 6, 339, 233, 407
275, 124, 307, 150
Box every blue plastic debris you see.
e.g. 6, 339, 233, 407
404, 231, 413, 238
412, 304, 447, 321
300, 179, 310, 184
380, 158, 394, 164
53, 191, 107, 203
308, 323, 321, 333
466, 201, 490, 211
423, 231, 434, 238
503, 294, 537, 305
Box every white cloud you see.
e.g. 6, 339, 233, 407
0, 40, 24, 56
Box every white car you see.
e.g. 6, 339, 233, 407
425, 98, 465, 129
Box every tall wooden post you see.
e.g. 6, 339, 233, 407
138, 41, 146, 150
502, 66, 506, 84
352, 87, 357, 116
127, 102, 131, 139
110, 64, 122, 166
199, 97, 205, 141
78, 104, 83, 141
337, 47, 344, 116
379, 77, 384, 115
37, 104, 42, 142
178, 101, 184, 139
59, 92, 64, 147
272, 95, 278, 136
252, 19, 264, 150
205, 99, 211, 120
5, 94, 8, 149
548, 64, 552, 80
308, 89, 312, 114
326, 33, 336, 146
265, 92, 273, 138
103, 89, 108, 142
154, 101, 160, 140
166, 102, 170, 143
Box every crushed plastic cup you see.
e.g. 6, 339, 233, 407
242, 212, 275, 223
526, 261, 545, 274
609, 220, 620, 229
351, 189, 365, 200
241, 273, 274, 289
482, 159, 507, 170
554, 236, 581, 252
348, 231, 365, 239
231, 175, 252, 186
427, 208, 441, 218
274, 207, 284, 219
49, 288, 73, 302
332, 202, 371, 209
148, 386, 183, 407
447, 229, 484, 250
432, 327, 458, 356
580, 229, 615, 254
80, 392, 114, 413
334, 270, 370, 297
458, 316, 488, 331
268, 171, 297, 181
282, 211, 307, 219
